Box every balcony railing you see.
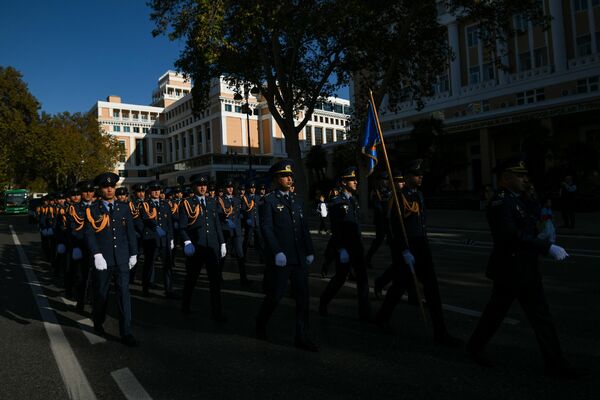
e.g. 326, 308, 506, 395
568, 54, 600, 69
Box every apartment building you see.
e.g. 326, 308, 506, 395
372, 0, 600, 191
89, 71, 350, 187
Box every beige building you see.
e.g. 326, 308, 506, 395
366, 0, 600, 192
90, 71, 350, 187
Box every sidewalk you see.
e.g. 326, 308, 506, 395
427, 209, 600, 237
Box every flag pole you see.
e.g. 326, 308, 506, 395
368, 89, 427, 325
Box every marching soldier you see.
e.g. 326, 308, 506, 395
242, 181, 263, 260
365, 172, 392, 269
129, 183, 146, 284
140, 181, 176, 298
255, 160, 317, 351
258, 183, 267, 200
319, 168, 371, 321
218, 180, 249, 286
116, 187, 129, 203
62, 187, 82, 299
84, 172, 138, 346
39, 194, 57, 263
466, 157, 589, 378
179, 175, 227, 321
67, 180, 95, 313
373, 160, 462, 348
53, 192, 70, 278
208, 183, 217, 199
169, 186, 183, 265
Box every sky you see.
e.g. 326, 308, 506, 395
0, 0, 349, 115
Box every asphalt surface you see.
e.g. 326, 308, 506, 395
1, 214, 597, 399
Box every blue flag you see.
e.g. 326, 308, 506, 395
361, 101, 380, 176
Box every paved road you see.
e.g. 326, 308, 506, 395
1, 214, 597, 399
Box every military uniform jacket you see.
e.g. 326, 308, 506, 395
486, 187, 551, 286
179, 196, 224, 252
39, 205, 56, 231
53, 204, 70, 245
67, 201, 91, 249
241, 193, 259, 228
128, 199, 144, 238
387, 188, 427, 252
329, 192, 362, 250
84, 201, 138, 267
218, 195, 242, 234
169, 198, 181, 233
371, 187, 392, 221
140, 199, 174, 243
260, 192, 314, 265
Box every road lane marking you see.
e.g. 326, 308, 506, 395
10, 225, 97, 400
78, 318, 107, 345
111, 368, 153, 400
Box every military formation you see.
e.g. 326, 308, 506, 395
30, 157, 588, 378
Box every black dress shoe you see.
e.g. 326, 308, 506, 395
434, 333, 464, 348
294, 336, 319, 352
93, 324, 105, 335
121, 334, 138, 347
545, 365, 590, 379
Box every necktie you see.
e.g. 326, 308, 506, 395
201, 198, 206, 208
108, 203, 113, 215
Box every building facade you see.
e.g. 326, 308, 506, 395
90, 71, 350, 187
371, 0, 600, 193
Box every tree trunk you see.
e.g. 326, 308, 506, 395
282, 127, 309, 206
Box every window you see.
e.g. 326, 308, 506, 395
514, 15, 528, 33
576, 35, 592, 57
156, 142, 163, 152
593, 0, 600, 7
138, 170, 147, 178
306, 126, 312, 145
113, 125, 121, 132
235, 105, 242, 113
157, 155, 163, 164
573, 0, 588, 12
336, 130, 345, 141
314, 115, 318, 121
190, 134, 194, 146
141, 114, 148, 121
482, 63, 494, 81
516, 88, 545, 105
225, 104, 232, 112
123, 126, 130, 133
577, 76, 600, 93
142, 128, 149, 134
314, 127, 323, 145
113, 110, 119, 118
519, 51, 532, 71
118, 170, 127, 177
319, 116, 323, 123
435, 73, 450, 93
253, 108, 259, 116
325, 117, 329, 124
325, 128, 333, 143
466, 26, 478, 47
160, 129, 165, 135
334, 104, 343, 113
534, 47, 548, 67
118, 140, 126, 162
133, 127, 139, 133
151, 128, 158, 134
469, 65, 480, 85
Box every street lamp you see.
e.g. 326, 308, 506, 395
234, 84, 260, 180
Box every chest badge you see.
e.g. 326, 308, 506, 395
276, 204, 285, 212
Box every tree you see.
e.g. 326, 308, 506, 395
304, 145, 328, 184
0, 66, 41, 187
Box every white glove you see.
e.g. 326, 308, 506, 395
402, 250, 416, 270
275, 252, 287, 267
72, 247, 82, 261
40, 228, 47, 237
220, 243, 227, 258
339, 248, 349, 264
183, 240, 195, 257
548, 244, 569, 261
94, 253, 108, 271
128, 255, 137, 269
170, 239, 174, 250
306, 254, 315, 265
156, 226, 166, 237
56, 243, 66, 254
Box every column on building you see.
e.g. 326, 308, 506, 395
447, 20, 462, 96
587, 0, 598, 53
147, 136, 154, 166
479, 128, 494, 187
549, 0, 568, 71
178, 133, 184, 160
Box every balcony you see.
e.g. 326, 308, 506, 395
568, 54, 600, 69
147, 153, 274, 176
509, 65, 553, 83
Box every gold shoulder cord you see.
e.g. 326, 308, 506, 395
85, 207, 109, 233
171, 202, 179, 215
129, 201, 140, 219
243, 196, 254, 212
69, 205, 85, 232
218, 198, 232, 217
401, 193, 420, 218
143, 203, 157, 220
183, 199, 200, 225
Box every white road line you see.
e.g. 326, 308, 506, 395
111, 368, 153, 400
78, 318, 107, 345
9, 225, 97, 400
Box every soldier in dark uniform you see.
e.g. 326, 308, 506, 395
318, 168, 371, 321
373, 160, 462, 348
365, 172, 392, 269
258, 183, 267, 199
242, 181, 263, 260
128, 183, 146, 284
169, 186, 183, 266
67, 180, 95, 313
63, 187, 82, 299
116, 187, 129, 203
208, 183, 217, 199
466, 158, 588, 378
218, 180, 249, 286
53, 191, 70, 278
84, 172, 138, 346
139, 181, 176, 298
179, 175, 227, 321
255, 160, 317, 351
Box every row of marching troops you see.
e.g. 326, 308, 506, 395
31, 157, 588, 378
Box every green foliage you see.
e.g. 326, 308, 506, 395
0, 66, 122, 191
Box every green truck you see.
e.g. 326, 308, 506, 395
0, 189, 30, 214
